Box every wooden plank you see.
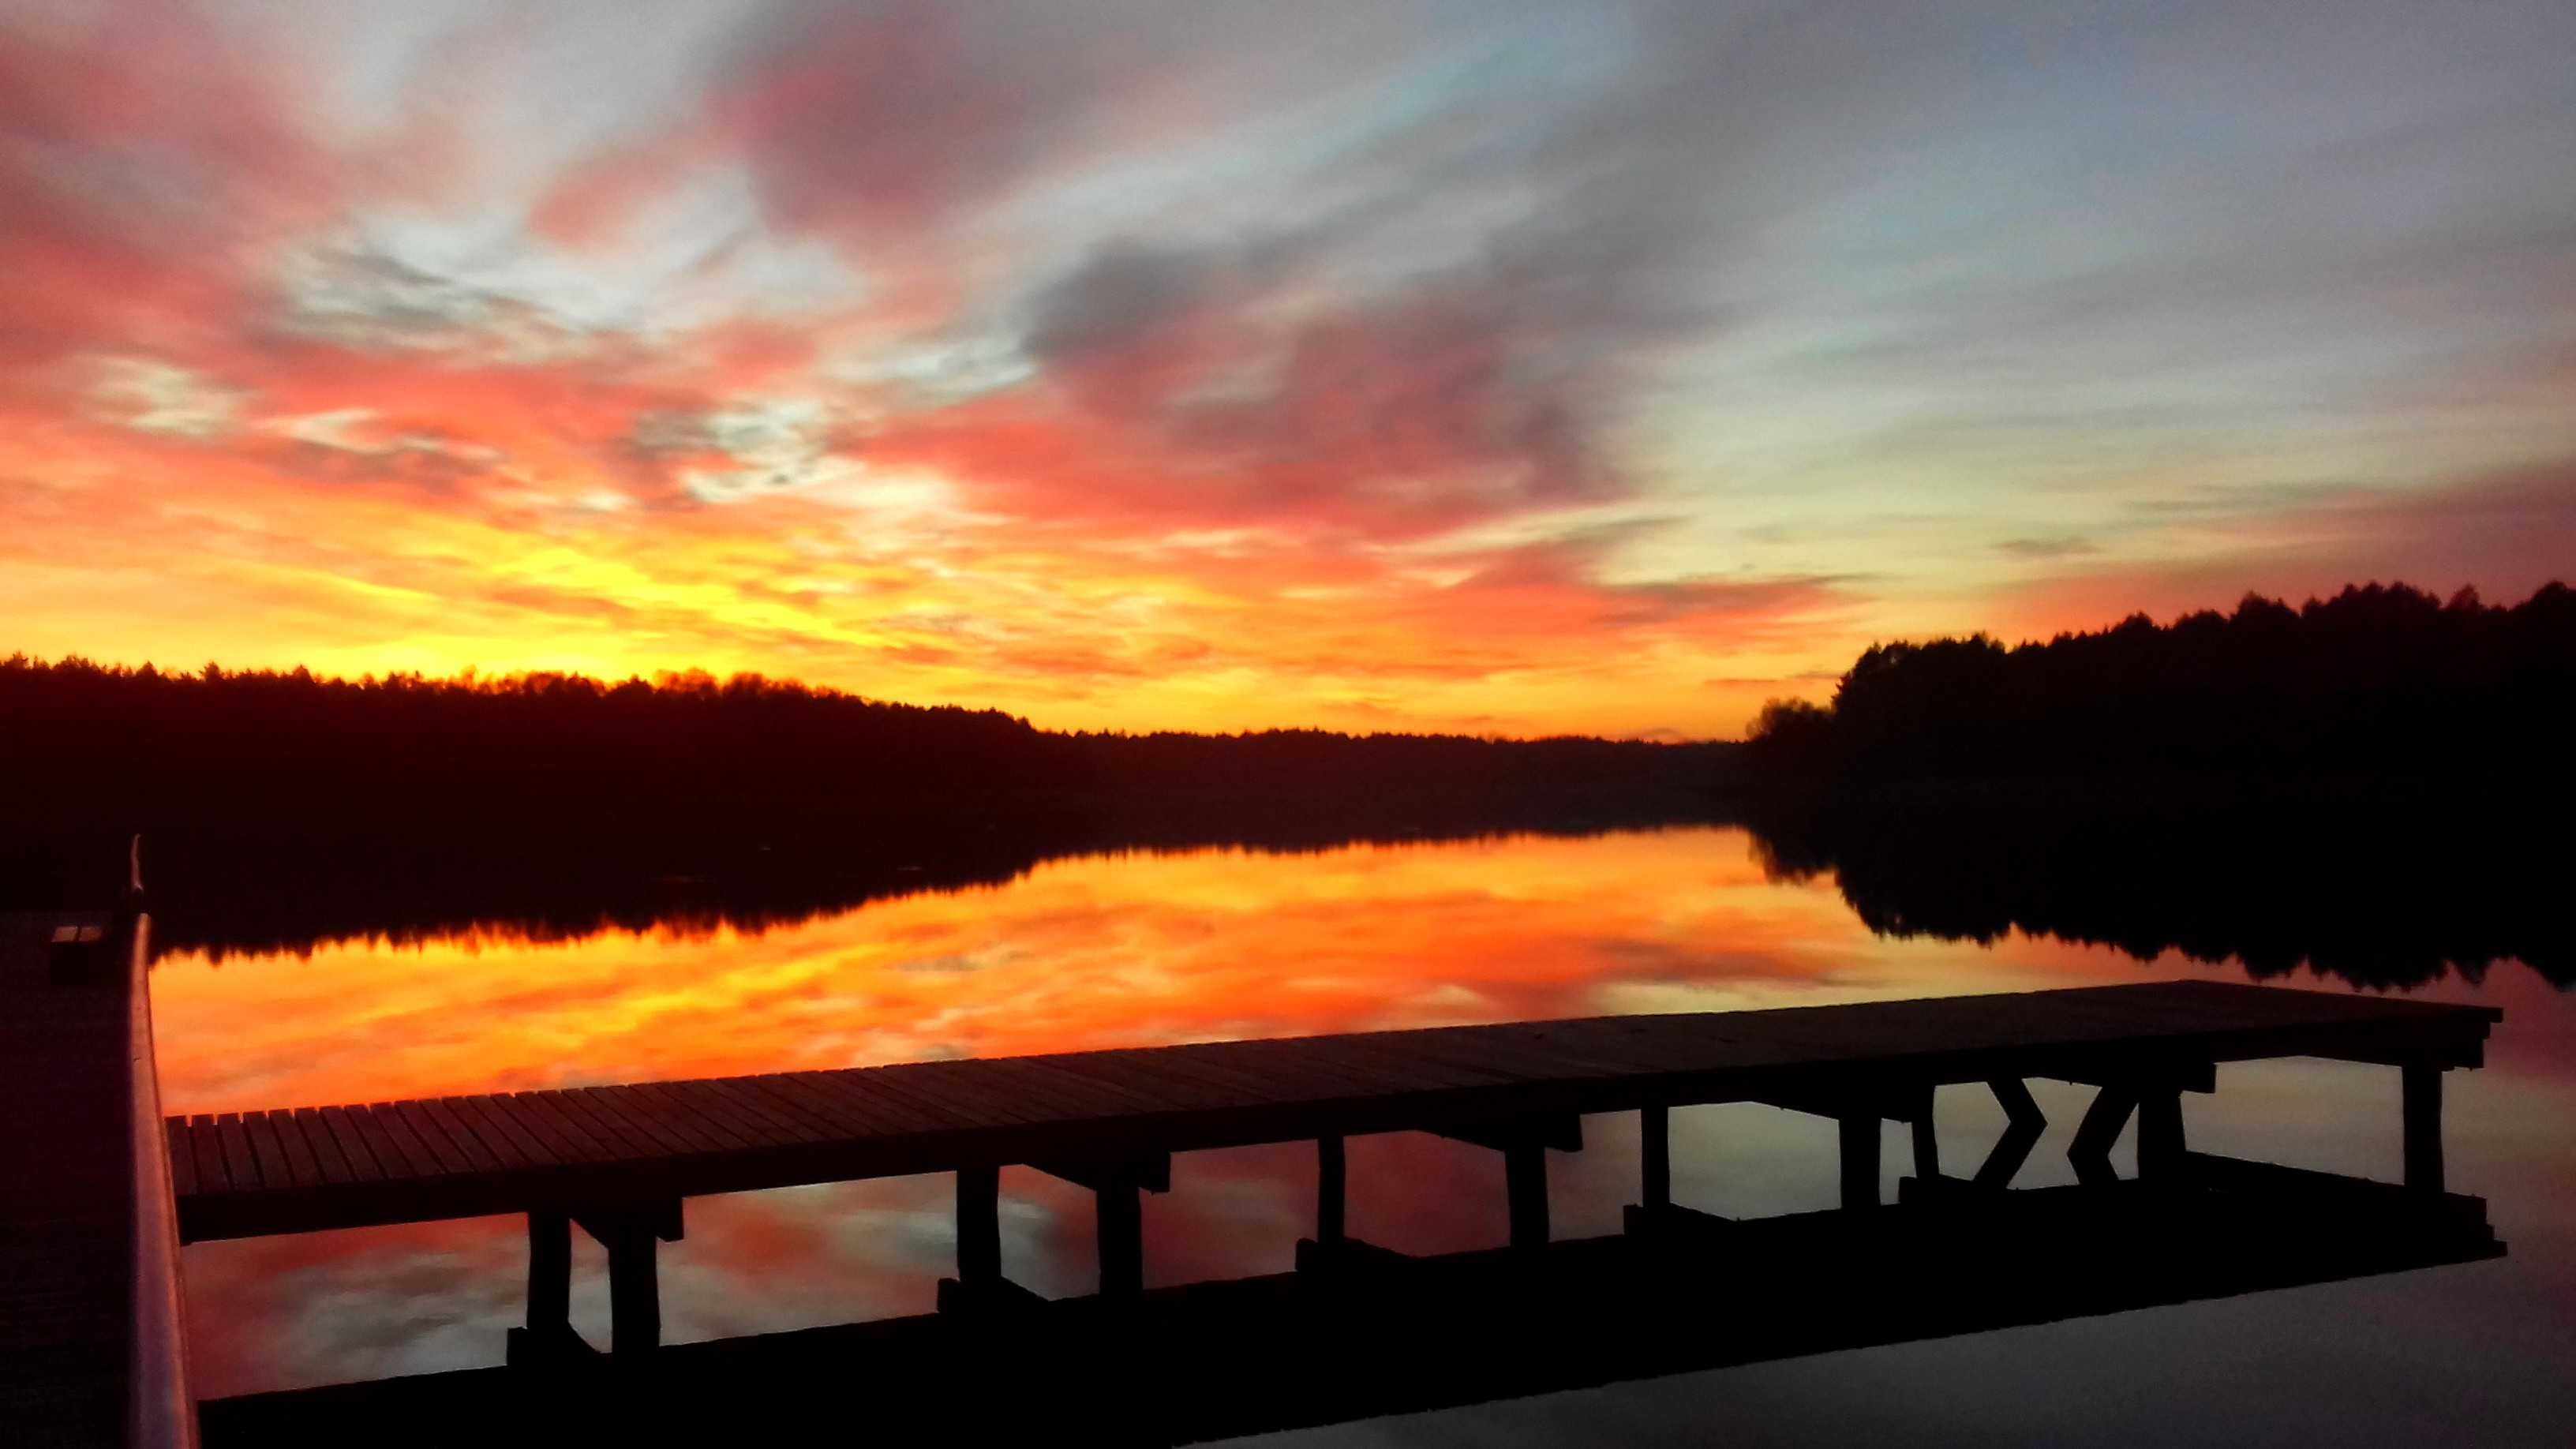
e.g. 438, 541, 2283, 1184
1186, 1037, 1433, 1101
591, 1085, 732, 1157
215, 1112, 261, 1191
419, 1099, 507, 1174
724, 1077, 851, 1142
455, 1095, 554, 1170
292, 1107, 354, 1185
787, 1071, 957, 1137
1024, 1053, 1226, 1114
695, 1077, 835, 1145
390, 1101, 477, 1176
951, 1056, 1167, 1119
748, 1074, 898, 1139
363, 1102, 448, 1181
344, 1105, 417, 1181
165, 1118, 196, 1199
268, 1108, 324, 1186
491, 1092, 604, 1165
245, 1110, 298, 1190
864, 1061, 1056, 1129
517, 1091, 630, 1163
189, 1114, 230, 1194
318, 1106, 386, 1182
631, 1081, 773, 1154
433, 1096, 531, 1172
574, 1088, 698, 1160
543, 1090, 661, 1162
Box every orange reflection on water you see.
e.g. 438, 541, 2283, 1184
150, 827, 2122, 1115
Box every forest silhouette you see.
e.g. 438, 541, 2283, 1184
1, 655, 1735, 840
1745, 581, 2574, 784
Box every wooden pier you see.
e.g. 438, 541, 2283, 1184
164, 979, 2500, 1359
197, 1165, 2505, 1445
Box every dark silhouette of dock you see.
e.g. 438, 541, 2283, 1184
170, 980, 2497, 1364
0, 836, 2510, 1447
198, 1170, 2505, 1446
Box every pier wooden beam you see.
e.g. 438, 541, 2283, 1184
1433, 1115, 1582, 1155
1755, 1082, 1932, 1127
1035, 1155, 1172, 1195
2403, 1064, 2445, 1196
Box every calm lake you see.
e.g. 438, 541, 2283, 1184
150, 825, 2575, 1443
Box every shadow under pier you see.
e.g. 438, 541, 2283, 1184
200, 1169, 2504, 1447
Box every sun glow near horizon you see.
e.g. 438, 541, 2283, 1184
5, 1, 2573, 737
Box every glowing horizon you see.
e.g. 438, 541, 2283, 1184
6, 2, 2572, 738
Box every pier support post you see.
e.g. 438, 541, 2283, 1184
1097, 1181, 1143, 1296
1974, 1077, 2047, 1189
1505, 1142, 1549, 1249
1640, 1106, 1670, 1210
1316, 1136, 1346, 1245
1035, 1159, 1165, 1298
2069, 1084, 2138, 1188
2136, 1088, 2186, 1179
605, 1230, 659, 1354
527, 1211, 570, 1333
957, 1164, 1001, 1284
506, 1211, 586, 1365
1909, 1106, 1940, 1181
564, 1200, 683, 1356
2403, 1064, 2445, 1196
1839, 1114, 1880, 1209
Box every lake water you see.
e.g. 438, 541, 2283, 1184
149, 825, 2576, 1443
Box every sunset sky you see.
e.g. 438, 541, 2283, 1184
4, 0, 2571, 738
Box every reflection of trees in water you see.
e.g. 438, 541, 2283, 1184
127, 797, 1732, 962
1747, 801, 2570, 990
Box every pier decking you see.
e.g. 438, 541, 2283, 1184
166, 978, 2499, 1359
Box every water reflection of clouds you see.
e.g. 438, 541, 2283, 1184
157, 827, 2568, 1408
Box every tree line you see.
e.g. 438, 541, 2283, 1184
0, 656, 1739, 837
1744, 582, 2575, 783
